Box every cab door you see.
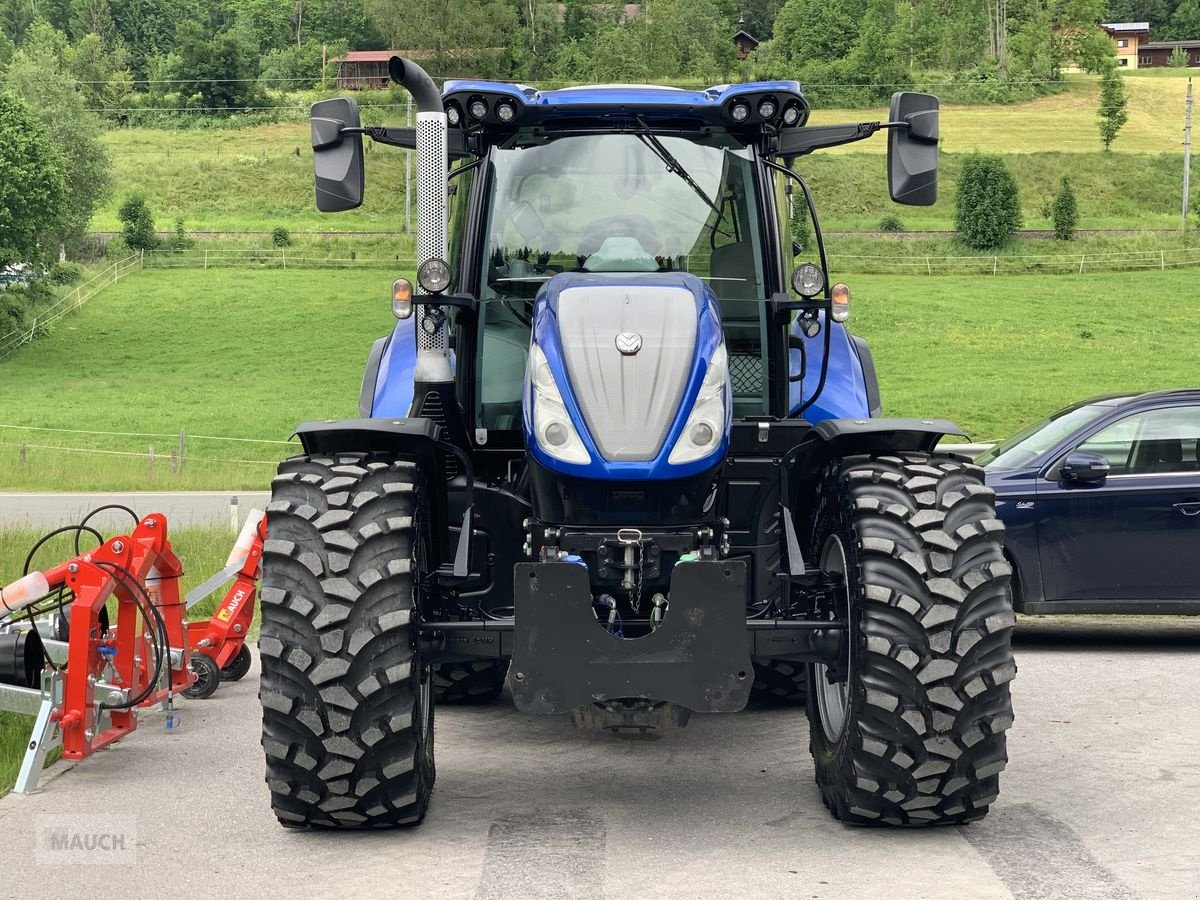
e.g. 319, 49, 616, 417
1036, 404, 1200, 606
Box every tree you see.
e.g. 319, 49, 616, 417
1166, 0, 1200, 41
1052, 175, 1078, 240
955, 153, 1022, 249
117, 194, 158, 251
0, 92, 66, 271
1097, 64, 1128, 151
5, 23, 113, 255
174, 22, 262, 109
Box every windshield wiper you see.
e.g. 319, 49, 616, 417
632, 115, 729, 230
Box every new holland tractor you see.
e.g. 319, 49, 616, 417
259, 56, 1016, 829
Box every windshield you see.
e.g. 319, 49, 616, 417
976, 402, 1116, 470
481, 133, 764, 301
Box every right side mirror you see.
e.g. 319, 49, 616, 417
311, 97, 365, 212
887, 92, 938, 207
1061, 450, 1111, 484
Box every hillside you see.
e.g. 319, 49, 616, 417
2, 266, 1198, 490
95, 72, 1196, 235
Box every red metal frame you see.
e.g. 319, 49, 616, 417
188, 515, 264, 669
37, 513, 192, 759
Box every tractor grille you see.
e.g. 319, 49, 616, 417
729, 351, 764, 397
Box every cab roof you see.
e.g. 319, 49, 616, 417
441, 79, 810, 132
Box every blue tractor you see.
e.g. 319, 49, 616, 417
259, 57, 1015, 829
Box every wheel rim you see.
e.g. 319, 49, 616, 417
814, 534, 852, 743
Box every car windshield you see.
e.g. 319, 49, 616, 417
480, 132, 765, 301
977, 402, 1116, 470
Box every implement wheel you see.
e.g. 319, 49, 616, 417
183, 652, 220, 700
259, 452, 436, 828
220, 644, 253, 682
807, 452, 1015, 826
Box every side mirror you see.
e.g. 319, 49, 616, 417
887, 92, 938, 207
1061, 450, 1110, 484
311, 97, 364, 212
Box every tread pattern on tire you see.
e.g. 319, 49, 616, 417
807, 453, 1015, 826
751, 659, 808, 704
434, 660, 507, 704
259, 452, 435, 828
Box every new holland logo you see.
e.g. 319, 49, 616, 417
615, 331, 643, 355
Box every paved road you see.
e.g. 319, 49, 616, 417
0, 492, 270, 529
1, 617, 1197, 899
0, 446, 991, 531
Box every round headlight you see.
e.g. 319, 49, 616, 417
730, 101, 750, 123
831, 283, 851, 322
496, 101, 516, 123
468, 98, 488, 120
690, 422, 715, 447
446, 103, 462, 127
417, 258, 451, 294
791, 263, 825, 298
544, 422, 569, 446
758, 98, 777, 120
782, 104, 801, 127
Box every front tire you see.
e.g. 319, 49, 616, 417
807, 453, 1015, 826
259, 452, 436, 828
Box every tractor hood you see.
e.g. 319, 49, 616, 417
523, 272, 730, 480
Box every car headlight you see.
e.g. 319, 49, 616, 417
529, 343, 590, 465
668, 344, 728, 465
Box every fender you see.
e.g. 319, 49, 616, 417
779, 417, 968, 573
292, 417, 472, 573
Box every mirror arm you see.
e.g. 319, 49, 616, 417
771, 120, 926, 159
331, 125, 474, 158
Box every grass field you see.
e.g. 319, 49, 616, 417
92, 71, 1198, 235
0, 267, 397, 489
2, 265, 1198, 491
0, 524, 249, 795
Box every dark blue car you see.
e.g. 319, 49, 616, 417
979, 389, 1200, 614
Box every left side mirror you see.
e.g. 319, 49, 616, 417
311, 97, 365, 212
887, 92, 938, 207
1061, 450, 1110, 484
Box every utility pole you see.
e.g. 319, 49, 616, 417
405, 94, 415, 236
1184, 78, 1193, 231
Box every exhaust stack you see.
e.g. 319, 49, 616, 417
389, 56, 452, 384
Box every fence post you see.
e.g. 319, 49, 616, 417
148, 444, 155, 480
170, 448, 178, 475
1079, 254, 1085, 274
283, 249, 287, 270
993, 256, 998, 276
1162, 250, 1166, 270
204, 248, 209, 270
926, 257, 932, 275
19, 443, 26, 464
179, 428, 186, 470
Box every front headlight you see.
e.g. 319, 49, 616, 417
529, 343, 590, 465
668, 344, 728, 465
